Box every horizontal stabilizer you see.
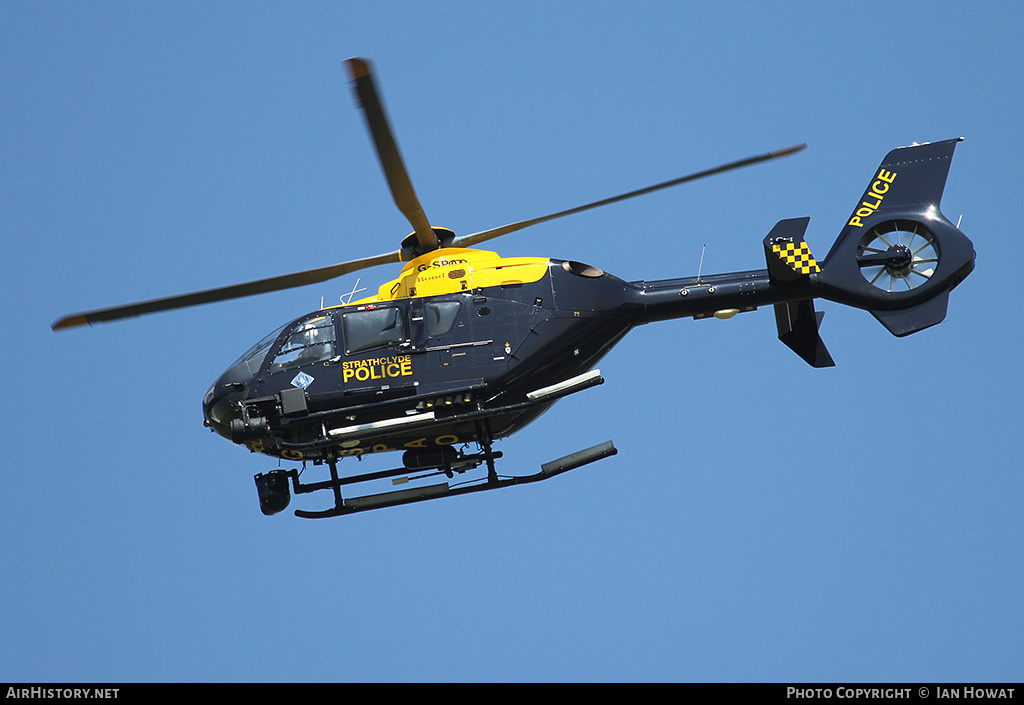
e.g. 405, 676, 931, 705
774, 299, 835, 368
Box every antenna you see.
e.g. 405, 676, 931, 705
340, 278, 367, 306
696, 244, 707, 284
957, 214, 963, 229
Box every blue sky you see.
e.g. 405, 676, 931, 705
3, 1, 1022, 682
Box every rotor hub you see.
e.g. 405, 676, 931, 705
884, 244, 914, 277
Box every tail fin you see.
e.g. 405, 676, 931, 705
818, 139, 975, 336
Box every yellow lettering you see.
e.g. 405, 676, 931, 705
849, 169, 897, 228
343, 355, 414, 384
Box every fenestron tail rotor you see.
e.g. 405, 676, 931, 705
52, 57, 806, 332
856, 220, 939, 292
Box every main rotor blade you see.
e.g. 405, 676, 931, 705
456, 143, 806, 248
52, 250, 402, 330
346, 57, 438, 252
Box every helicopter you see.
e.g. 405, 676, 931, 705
53, 58, 976, 519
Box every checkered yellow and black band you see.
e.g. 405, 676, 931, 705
771, 241, 820, 275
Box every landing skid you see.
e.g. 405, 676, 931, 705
253, 368, 615, 518
255, 440, 617, 519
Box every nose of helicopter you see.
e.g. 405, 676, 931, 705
202, 361, 254, 440
204, 324, 285, 441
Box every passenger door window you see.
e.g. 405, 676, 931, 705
424, 301, 461, 338
341, 306, 408, 354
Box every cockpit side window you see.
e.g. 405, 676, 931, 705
270, 315, 336, 372
341, 307, 407, 354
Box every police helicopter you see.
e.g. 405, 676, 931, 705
53, 58, 976, 518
